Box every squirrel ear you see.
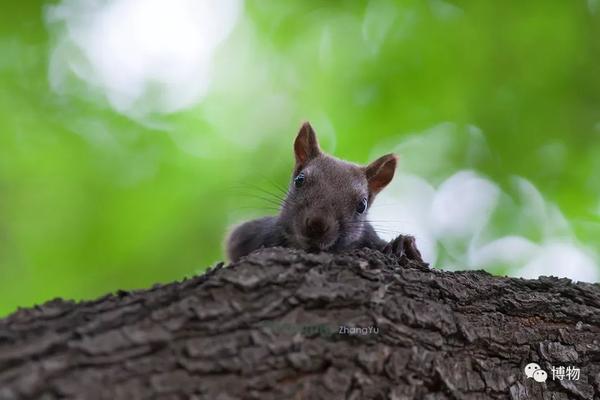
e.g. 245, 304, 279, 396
365, 154, 397, 195
294, 122, 321, 167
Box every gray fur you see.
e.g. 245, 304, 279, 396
226, 123, 422, 263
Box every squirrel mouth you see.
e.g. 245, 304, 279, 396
306, 244, 324, 252
286, 234, 332, 252
285, 229, 336, 252
303, 237, 335, 252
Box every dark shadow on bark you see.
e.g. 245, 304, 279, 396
1, 247, 599, 399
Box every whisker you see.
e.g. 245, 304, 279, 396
238, 206, 279, 211
265, 177, 290, 197
224, 183, 298, 210
369, 203, 404, 208
344, 220, 411, 225
250, 173, 291, 198
364, 219, 410, 223
226, 193, 286, 211
235, 184, 287, 204
242, 181, 299, 210
236, 193, 283, 207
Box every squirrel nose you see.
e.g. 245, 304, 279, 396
305, 217, 330, 238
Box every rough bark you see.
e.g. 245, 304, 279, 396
1, 247, 599, 400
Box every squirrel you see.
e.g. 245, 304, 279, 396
226, 122, 424, 263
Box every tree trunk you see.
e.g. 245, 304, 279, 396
1, 247, 599, 400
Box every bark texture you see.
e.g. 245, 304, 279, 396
1, 247, 600, 400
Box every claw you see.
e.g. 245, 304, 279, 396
384, 235, 423, 263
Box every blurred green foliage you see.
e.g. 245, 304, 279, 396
1, 0, 600, 315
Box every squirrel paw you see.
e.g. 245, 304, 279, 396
383, 235, 424, 263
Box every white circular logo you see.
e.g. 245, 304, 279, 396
533, 369, 548, 383
524, 362, 541, 378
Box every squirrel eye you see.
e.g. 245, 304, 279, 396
294, 172, 305, 188
356, 197, 368, 214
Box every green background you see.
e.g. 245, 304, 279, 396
1, 0, 600, 316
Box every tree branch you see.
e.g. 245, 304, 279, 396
1, 247, 599, 399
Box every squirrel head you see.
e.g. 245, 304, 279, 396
279, 122, 397, 251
